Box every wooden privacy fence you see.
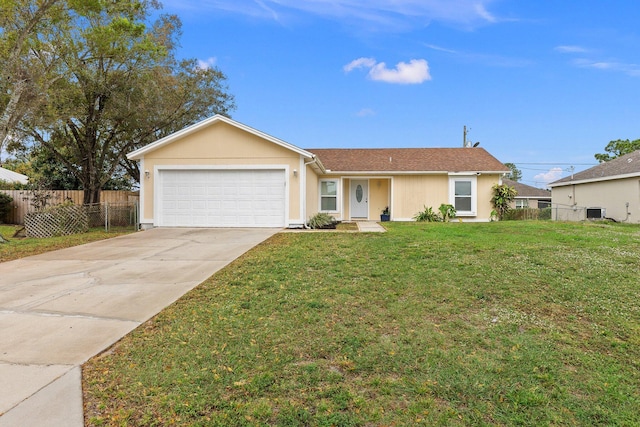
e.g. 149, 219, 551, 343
0, 190, 139, 225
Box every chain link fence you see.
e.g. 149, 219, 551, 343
84, 202, 139, 230
505, 207, 552, 221
550, 204, 587, 222
504, 205, 593, 222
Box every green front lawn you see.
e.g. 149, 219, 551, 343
0, 225, 134, 262
83, 221, 640, 426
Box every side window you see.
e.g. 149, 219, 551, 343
449, 176, 477, 216
320, 180, 338, 212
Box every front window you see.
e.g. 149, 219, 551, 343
449, 176, 477, 216
320, 180, 338, 211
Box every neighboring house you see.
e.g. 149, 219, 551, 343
0, 167, 29, 185
548, 149, 640, 223
503, 179, 551, 209
127, 115, 510, 229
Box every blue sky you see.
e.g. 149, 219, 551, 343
160, 0, 639, 187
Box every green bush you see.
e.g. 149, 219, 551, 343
414, 206, 441, 222
0, 192, 13, 223
307, 212, 337, 229
438, 203, 456, 222
491, 184, 517, 220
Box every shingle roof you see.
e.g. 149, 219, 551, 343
306, 148, 509, 173
549, 149, 640, 186
0, 167, 28, 184
503, 179, 551, 198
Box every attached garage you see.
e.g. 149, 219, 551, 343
127, 115, 318, 229
157, 168, 286, 227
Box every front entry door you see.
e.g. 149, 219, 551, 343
350, 180, 368, 218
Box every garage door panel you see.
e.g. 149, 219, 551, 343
159, 169, 286, 227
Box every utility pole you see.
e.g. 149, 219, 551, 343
463, 125, 468, 147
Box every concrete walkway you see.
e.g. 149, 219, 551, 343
356, 221, 387, 232
0, 228, 279, 427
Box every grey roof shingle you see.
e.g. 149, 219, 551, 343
307, 147, 510, 173
549, 149, 640, 186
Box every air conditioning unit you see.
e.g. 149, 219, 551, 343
586, 207, 606, 219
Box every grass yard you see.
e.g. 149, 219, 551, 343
0, 225, 134, 262
83, 221, 640, 426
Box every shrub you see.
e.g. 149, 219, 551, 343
0, 192, 13, 224
414, 206, 441, 222
307, 212, 337, 229
438, 204, 456, 222
491, 184, 517, 220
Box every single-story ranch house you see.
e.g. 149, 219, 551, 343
503, 179, 551, 209
549, 149, 640, 223
127, 115, 511, 228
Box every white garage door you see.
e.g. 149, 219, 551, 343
158, 169, 286, 227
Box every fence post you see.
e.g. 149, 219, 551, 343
104, 202, 108, 232
134, 200, 139, 231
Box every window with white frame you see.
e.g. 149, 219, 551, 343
449, 176, 477, 216
516, 199, 528, 209
320, 180, 338, 212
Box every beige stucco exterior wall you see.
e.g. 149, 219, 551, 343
140, 121, 304, 224
551, 177, 640, 223
369, 178, 390, 219
308, 174, 503, 222
477, 174, 501, 220
392, 175, 449, 220
305, 164, 320, 222
391, 174, 501, 221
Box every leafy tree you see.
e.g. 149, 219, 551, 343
0, 0, 72, 160
491, 184, 517, 221
18, 2, 234, 204
503, 162, 522, 182
595, 139, 640, 163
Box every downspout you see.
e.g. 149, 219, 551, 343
302, 155, 319, 228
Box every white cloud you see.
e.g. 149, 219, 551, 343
344, 57, 431, 84
555, 45, 588, 53
370, 59, 431, 84
356, 108, 376, 117
343, 57, 377, 72
425, 44, 458, 54
474, 3, 497, 23
196, 57, 217, 70
164, 0, 502, 30
534, 168, 563, 185
573, 58, 640, 77
425, 43, 531, 68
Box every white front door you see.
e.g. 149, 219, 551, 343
350, 180, 368, 218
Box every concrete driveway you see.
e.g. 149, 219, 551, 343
0, 227, 279, 426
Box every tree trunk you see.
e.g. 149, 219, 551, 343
83, 187, 101, 205
0, 79, 28, 158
